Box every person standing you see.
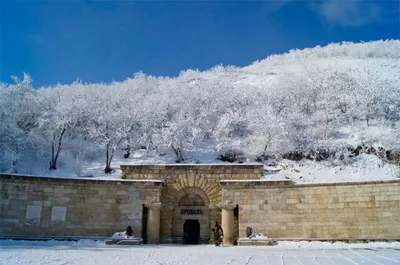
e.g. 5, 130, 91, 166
211, 221, 224, 246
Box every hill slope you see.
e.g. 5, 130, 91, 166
0, 40, 399, 182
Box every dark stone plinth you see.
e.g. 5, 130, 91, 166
237, 238, 276, 246
105, 238, 143, 245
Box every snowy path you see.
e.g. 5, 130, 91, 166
1, 240, 400, 265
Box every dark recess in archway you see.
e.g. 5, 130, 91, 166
183, 220, 200, 244
234, 204, 239, 245
141, 205, 148, 244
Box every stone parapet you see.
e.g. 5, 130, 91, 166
220, 180, 293, 188
0, 173, 163, 186
220, 179, 400, 189
121, 164, 264, 180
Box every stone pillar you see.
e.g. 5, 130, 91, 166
160, 205, 174, 244
220, 204, 236, 246
146, 203, 162, 244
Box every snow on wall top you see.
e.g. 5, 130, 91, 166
120, 163, 264, 167
0, 173, 163, 184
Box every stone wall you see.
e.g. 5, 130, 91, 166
221, 180, 400, 240
4, 165, 398, 243
0, 174, 162, 237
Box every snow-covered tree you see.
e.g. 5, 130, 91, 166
0, 40, 399, 174
0, 74, 39, 172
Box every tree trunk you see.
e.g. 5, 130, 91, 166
12, 139, 18, 173
262, 136, 272, 160
104, 163, 112, 173
49, 127, 66, 170
262, 143, 269, 160
172, 145, 184, 163
123, 143, 131, 159
105, 142, 116, 174
105, 142, 112, 173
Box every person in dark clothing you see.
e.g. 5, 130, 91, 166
211, 221, 224, 246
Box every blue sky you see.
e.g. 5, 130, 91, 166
1, 0, 399, 87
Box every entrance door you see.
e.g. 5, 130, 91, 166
141, 205, 148, 244
183, 220, 200, 244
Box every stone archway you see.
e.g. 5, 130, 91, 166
158, 173, 223, 244
172, 187, 211, 244
175, 187, 210, 205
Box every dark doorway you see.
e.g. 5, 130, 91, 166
234, 204, 239, 245
183, 220, 200, 244
141, 205, 148, 244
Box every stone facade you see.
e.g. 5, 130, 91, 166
0, 174, 162, 237
221, 180, 400, 240
1, 164, 400, 243
121, 164, 262, 244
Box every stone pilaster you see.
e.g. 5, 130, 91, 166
145, 203, 162, 244
220, 204, 236, 246
160, 205, 174, 244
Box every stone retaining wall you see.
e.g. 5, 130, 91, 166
0, 174, 162, 237
221, 180, 400, 240
2, 166, 399, 242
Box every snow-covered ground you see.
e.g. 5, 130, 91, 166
262, 154, 400, 184
1, 240, 400, 265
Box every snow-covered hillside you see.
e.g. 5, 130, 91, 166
1, 40, 399, 182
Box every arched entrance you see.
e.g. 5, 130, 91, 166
172, 187, 211, 244
183, 219, 200, 244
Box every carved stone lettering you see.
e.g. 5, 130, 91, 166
180, 209, 203, 215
